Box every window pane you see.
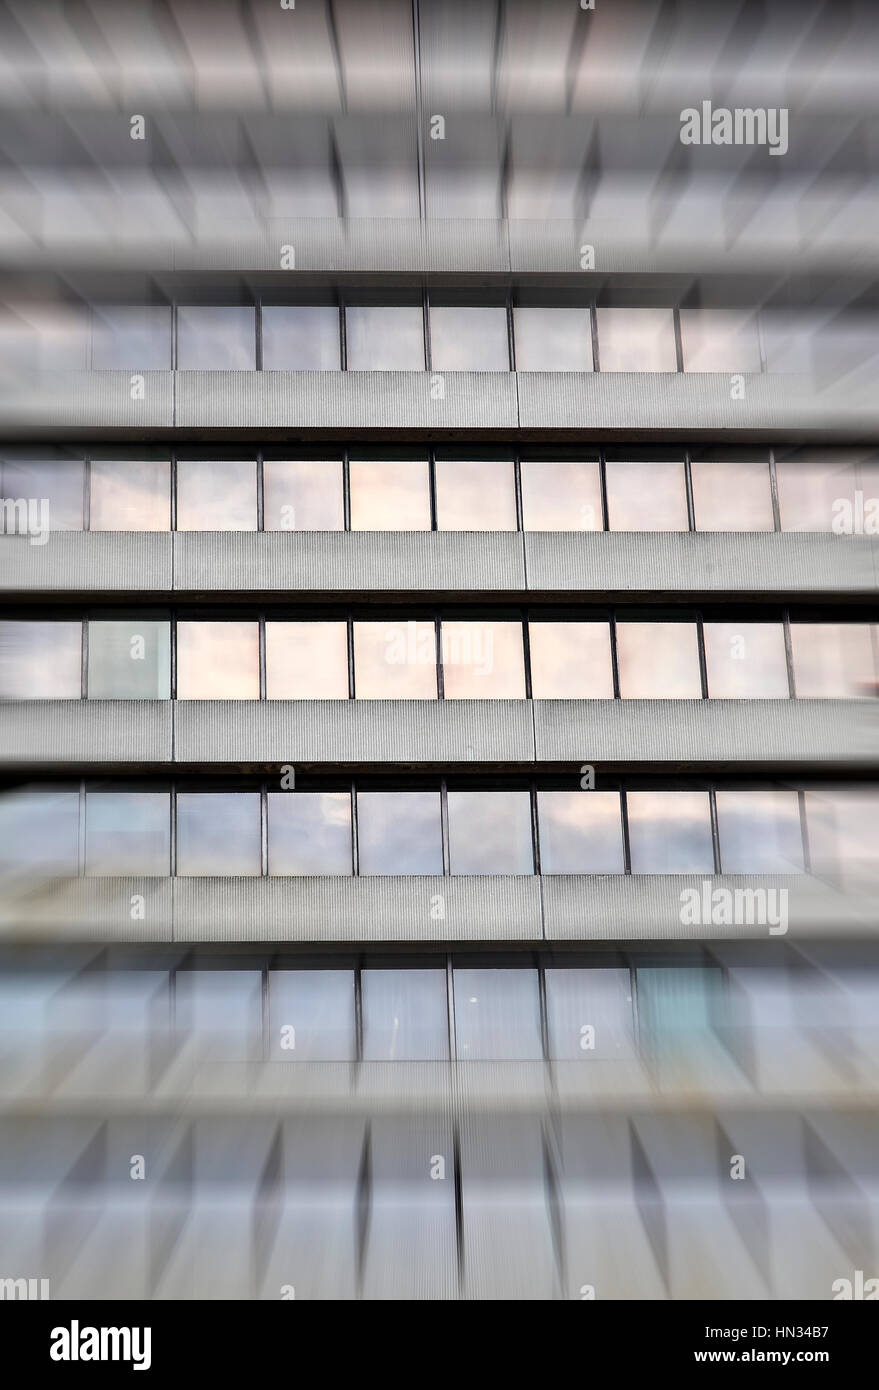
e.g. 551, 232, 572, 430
626, 791, 714, 872
447, 791, 533, 874
176, 793, 261, 875
89, 460, 170, 530
177, 306, 255, 370
0, 621, 80, 698
90, 306, 171, 370
528, 622, 613, 698
357, 792, 443, 874
434, 460, 517, 531
362, 970, 449, 1060
1, 459, 84, 530
596, 308, 677, 372
679, 309, 761, 372
268, 792, 351, 875
345, 306, 424, 371
0, 789, 79, 876
441, 621, 525, 699
520, 461, 602, 531
537, 791, 624, 873
353, 620, 437, 698
703, 623, 789, 699
349, 459, 431, 531
263, 460, 343, 531
176, 971, 261, 1059
269, 970, 355, 1060
637, 967, 722, 1056
177, 622, 259, 699
265, 622, 348, 699
87, 620, 170, 698
691, 461, 774, 531
790, 623, 877, 698
616, 622, 702, 698
85, 791, 170, 875
776, 457, 856, 532
429, 306, 509, 371
262, 306, 340, 370
606, 462, 688, 530
545, 968, 635, 1059
715, 791, 804, 873
176, 460, 256, 530
454, 969, 542, 1059
514, 307, 593, 372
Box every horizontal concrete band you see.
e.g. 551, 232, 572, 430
2, 531, 877, 597
1, 370, 876, 438
0, 698, 875, 768
0, 873, 872, 945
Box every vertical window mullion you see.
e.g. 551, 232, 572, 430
522, 616, 533, 701
255, 297, 263, 372
351, 781, 359, 876
83, 456, 91, 532
343, 447, 351, 531
696, 612, 709, 700
81, 618, 88, 699
598, 446, 609, 531
260, 779, 268, 877
258, 615, 267, 700
530, 780, 541, 877
673, 304, 684, 373
347, 616, 355, 699
609, 613, 621, 699
619, 787, 632, 874
768, 446, 782, 532
782, 606, 797, 698
170, 782, 177, 878
440, 777, 450, 877
683, 447, 696, 532
590, 299, 600, 372
435, 616, 444, 700
709, 786, 722, 874
339, 302, 347, 372
256, 448, 264, 531
513, 450, 524, 533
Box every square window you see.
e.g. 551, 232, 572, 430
349, 459, 431, 531
596, 308, 677, 372
447, 790, 533, 874
357, 792, 443, 875
265, 622, 348, 699
537, 791, 624, 873
262, 306, 340, 370
679, 309, 761, 373
268, 792, 352, 875
177, 306, 256, 370
690, 460, 774, 531
268, 970, 356, 1060
616, 622, 702, 699
176, 622, 259, 699
454, 969, 542, 1059
176, 793, 261, 875
441, 621, 525, 699
626, 791, 714, 873
263, 460, 343, 531
545, 968, 635, 1059
520, 461, 602, 531
715, 791, 804, 873
528, 622, 613, 699
703, 623, 789, 699
91, 306, 172, 370
346, 306, 424, 371
362, 970, 449, 1060
87, 620, 170, 699
605, 461, 688, 531
429, 306, 509, 371
85, 791, 170, 875
434, 460, 517, 531
1, 459, 84, 531
790, 623, 877, 698
0, 621, 81, 698
89, 461, 170, 531
176, 460, 257, 530
353, 621, 437, 698
514, 307, 593, 372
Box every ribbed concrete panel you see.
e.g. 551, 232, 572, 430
524, 532, 879, 596
0, 878, 172, 942
173, 700, 534, 765
0, 532, 172, 593
0, 701, 172, 766
543, 874, 879, 941
173, 876, 542, 943
174, 370, 519, 432
0, 371, 173, 432
517, 372, 879, 437
533, 699, 879, 766
173, 530, 526, 593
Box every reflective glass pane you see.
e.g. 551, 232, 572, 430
626, 791, 714, 872
353, 620, 437, 698
176, 793, 261, 875
362, 970, 449, 1060
616, 622, 702, 698
175, 971, 261, 1058
357, 791, 443, 874
690, 461, 774, 531
176, 460, 256, 530
429, 306, 509, 371
790, 623, 877, 698
454, 969, 542, 1059
265, 622, 348, 699
514, 307, 593, 371
637, 967, 722, 1055
90, 306, 171, 369
596, 308, 677, 372
528, 622, 613, 698
89, 460, 170, 530
715, 791, 804, 873
0, 789, 79, 876
776, 458, 856, 532
0, 621, 80, 698
349, 459, 431, 530
345, 306, 424, 371
85, 791, 170, 875
605, 462, 688, 530
269, 970, 355, 1060
537, 791, 624, 873
177, 622, 259, 699
441, 620, 525, 698
520, 461, 602, 531
1, 459, 84, 531
703, 623, 789, 699
262, 306, 340, 370
267, 792, 351, 875
434, 459, 517, 530
447, 791, 533, 874
263, 460, 343, 531
177, 306, 256, 370
679, 309, 762, 372
87, 620, 170, 699
545, 968, 635, 1059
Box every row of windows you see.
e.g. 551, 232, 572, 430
2, 617, 875, 701
0, 785, 829, 878
3, 303, 825, 375
3, 454, 877, 534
